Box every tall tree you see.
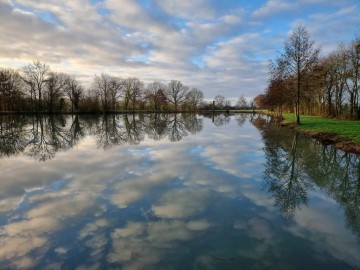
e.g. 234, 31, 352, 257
236, 95, 248, 109
166, 80, 188, 111
20, 61, 50, 111
154, 89, 168, 110
266, 78, 292, 117
145, 81, 167, 110
93, 73, 123, 111
64, 76, 84, 112
45, 72, 67, 112
279, 24, 320, 124
93, 73, 111, 111
108, 76, 123, 111
122, 78, 144, 111
254, 94, 266, 109
214, 95, 226, 109
320, 54, 339, 116
345, 37, 360, 119
0, 68, 23, 111
185, 88, 204, 110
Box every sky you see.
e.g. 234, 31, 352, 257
0, 0, 359, 101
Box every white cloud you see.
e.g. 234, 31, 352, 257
252, 0, 298, 18
0, 0, 359, 99
154, 0, 215, 20
105, 0, 173, 35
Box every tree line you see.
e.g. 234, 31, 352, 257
0, 61, 252, 113
255, 24, 360, 123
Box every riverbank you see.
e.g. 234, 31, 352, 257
281, 114, 360, 154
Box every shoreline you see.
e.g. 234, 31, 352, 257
4, 110, 358, 154
302, 130, 360, 154
278, 117, 360, 155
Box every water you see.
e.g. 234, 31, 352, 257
0, 113, 359, 270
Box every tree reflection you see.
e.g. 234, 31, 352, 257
252, 116, 360, 240
66, 115, 85, 148
143, 113, 169, 141
306, 143, 360, 241
200, 112, 231, 127
183, 113, 203, 134
167, 113, 188, 142
235, 113, 247, 127
0, 115, 29, 158
213, 113, 231, 127
263, 132, 312, 218
26, 115, 75, 161
0, 113, 203, 161
96, 114, 128, 149
123, 114, 145, 145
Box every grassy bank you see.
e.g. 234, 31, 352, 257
281, 114, 360, 153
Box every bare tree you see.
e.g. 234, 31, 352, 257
214, 95, 226, 109
154, 89, 167, 110
108, 77, 123, 110
166, 80, 189, 111
45, 72, 67, 112
319, 54, 338, 116
278, 24, 320, 124
122, 78, 144, 110
93, 73, 111, 111
92, 73, 123, 111
131, 80, 144, 111
64, 76, 84, 112
83, 89, 100, 112
185, 87, 204, 110
345, 37, 360, 119
335, 45, 352, 117
145, 81, 167, 110
236, 95, 248, 109
0, 68, 23, 111
20, 61, 50, 111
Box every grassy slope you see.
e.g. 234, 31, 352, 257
282, 114, 360, 144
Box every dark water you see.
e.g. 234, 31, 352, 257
0, 113, 359, 270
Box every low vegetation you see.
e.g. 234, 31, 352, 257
283, 114, 360, 142
279, 113, 360, 154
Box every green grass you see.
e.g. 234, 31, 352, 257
282, 114, 360, 144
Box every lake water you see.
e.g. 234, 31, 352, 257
0, 113, 359, 270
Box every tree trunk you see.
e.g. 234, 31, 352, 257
38, 88, 42, 111
296, 77, 301, 125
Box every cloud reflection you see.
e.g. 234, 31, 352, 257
0, 114, 359, 268
108, 219, 212, 270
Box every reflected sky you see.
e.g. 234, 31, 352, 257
0, 114, 359, 269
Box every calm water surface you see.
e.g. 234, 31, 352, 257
0, 113, 359, 269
